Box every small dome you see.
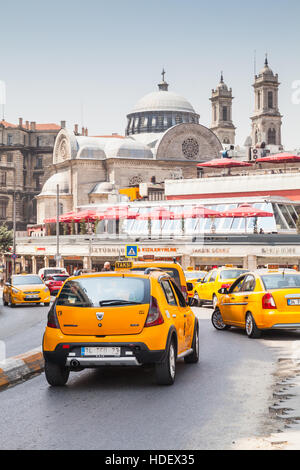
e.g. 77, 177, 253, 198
131, 90, 196, 114
39, 172, 70, 196
90, 182, 114, 194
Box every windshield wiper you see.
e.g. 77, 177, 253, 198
99, 299, 140, 306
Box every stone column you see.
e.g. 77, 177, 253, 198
20, 256, 26, 272
31, 256, 37, 274
244, 255, 257, 270
83, 256, 92, 271
44, 256, 49, 268
181, 254, 192, 270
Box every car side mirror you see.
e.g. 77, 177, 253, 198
186, 282, 193, 292
5, 282, 10, 287
218, 287, 228, 295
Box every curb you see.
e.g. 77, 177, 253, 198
0, 347, 44, 391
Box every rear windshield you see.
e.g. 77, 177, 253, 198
219, 269, 248, 280
132, 267, 181, 287
12, 275, 43, 286
56, 276, 150, 307
51, 275, 69, 282
44, 269, 65, 277
261, 274, 300, 290
185, 271, 205, 280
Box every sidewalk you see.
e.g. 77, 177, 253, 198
0, 347, 44, 390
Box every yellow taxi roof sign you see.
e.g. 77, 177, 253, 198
186, 266, 194, 271
224, 264, 234, 268
115, 261, 133, 270
267, 264, 279, 270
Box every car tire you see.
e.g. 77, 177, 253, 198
9, 296, 16, 308
245, 312, 261, 339
3, 297, 8, 306
212, 294, 218, 309
44, 302, 50, 306
44, 360, 70, 386
184, 321, 199, 364
155, 339, 176, 386
211, 308, 230, 331
193, 292, 202, 307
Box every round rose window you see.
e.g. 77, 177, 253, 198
182, 138, 199, 159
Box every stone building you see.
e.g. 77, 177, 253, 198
251, 57, 283, 150
36, 76, 223, 223
210, 73, 236, 145
0, 118, 63, 230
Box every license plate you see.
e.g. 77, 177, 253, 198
81, 347, 121, 357
25, 294, 39, 299
287, 299, 300, 306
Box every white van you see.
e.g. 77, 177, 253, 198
38, 267, 68, 280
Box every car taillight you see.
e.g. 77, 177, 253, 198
262, 293, 277, 309
221, 283, 231, 289
47, 303, 60, 328
145, 296, 164, 327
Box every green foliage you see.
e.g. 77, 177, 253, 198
79, 219, 87, 234
0, 225, 13, 254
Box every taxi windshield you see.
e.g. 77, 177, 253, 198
56, 276, 150, 307
261, 274, 300, 290
12, 275, 44, 286
185, 271, 205, 279
219, 269, 248, 280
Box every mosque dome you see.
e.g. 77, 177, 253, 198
126, 71, 199, 136
39, 171, 70, 196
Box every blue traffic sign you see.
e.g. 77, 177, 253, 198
125, 244, 139, 258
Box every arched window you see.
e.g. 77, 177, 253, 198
255, 130, 259, 145
268, 91, 273, 109
222, 106, 228, 121
223, 137, 230, 144
267, 128, 276, 145
257, 91, 261, 109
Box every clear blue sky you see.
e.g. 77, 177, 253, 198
1, 0, 300, 148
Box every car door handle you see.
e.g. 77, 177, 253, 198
172, 314, 177, 318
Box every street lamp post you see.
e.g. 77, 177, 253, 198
56, 184, 60, 267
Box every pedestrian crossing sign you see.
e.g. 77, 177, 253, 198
125, 244, 139, 258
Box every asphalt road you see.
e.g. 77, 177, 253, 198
0, 303, 280, 450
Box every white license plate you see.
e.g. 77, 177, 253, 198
81, 347, 121, 357
287, 299, 300, 306
26, 294, 39, 299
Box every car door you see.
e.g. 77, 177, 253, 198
160, 278, 185, 355
170, 279, 194, 351
221, 275, 247, 324
197, 270, 215, 301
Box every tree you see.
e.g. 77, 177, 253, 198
0, 225, 13, 254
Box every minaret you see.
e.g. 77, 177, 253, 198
210, 72, 236, 146
251, 55, 283, 148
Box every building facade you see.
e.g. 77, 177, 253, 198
0, 118, 63, 230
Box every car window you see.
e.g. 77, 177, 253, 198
229, 276, 246, 293
170, 280, 187, 307
203, 271, 213, 283
12, 275, 44, 286
210, 271, 217, 282
219, 269, 248, 280
161, 279, 178, 306
242, 275, 256, 292
56, 276, 150, 307
261, 274, 300, 290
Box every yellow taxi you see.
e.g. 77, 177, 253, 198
184, 270, 207, 305
115, 260, 189, 302
193, 266, 249, 309
3, 274, 50, 307
43, 270, 199, 387
211, 267, 300, 338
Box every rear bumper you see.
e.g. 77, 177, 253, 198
43, 342, 165, 367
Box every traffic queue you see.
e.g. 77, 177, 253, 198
3, 259, 300, 387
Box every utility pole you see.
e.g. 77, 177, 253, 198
56, 184, 60, 267
12, 189, 16, 274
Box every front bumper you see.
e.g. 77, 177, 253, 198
43, 342, 165, 368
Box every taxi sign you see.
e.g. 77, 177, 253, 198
267, 264, 279, 270
186, 266, 194, 271
115, 261, 133, 270
125, 244, 139, 258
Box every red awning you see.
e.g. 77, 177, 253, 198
197, 159, 253, 168
180, 205, 222, 219
256, 153, 300, 163
137, 207, 176, 220
220, 203, 273, 218
72, 209, 98, 222
101, 206, 138, 220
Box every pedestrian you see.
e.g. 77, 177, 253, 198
102, 262, 112, 272
259, 228, 264, 234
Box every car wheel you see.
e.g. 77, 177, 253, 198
155, 339, 176, 386
9, 296, 16, 308
212, 294, 218, 309
44, 302, 50, 306
211, 308, 230, 331
184, 321, 199, 364
245, 312, 261, 339
44, 360, 70, 386
3, 297, 8, 306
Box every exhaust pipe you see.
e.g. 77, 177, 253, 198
70, 359, 80, 368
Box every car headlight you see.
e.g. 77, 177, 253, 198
43, 287, 49, 292
12, 288, 19, 294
